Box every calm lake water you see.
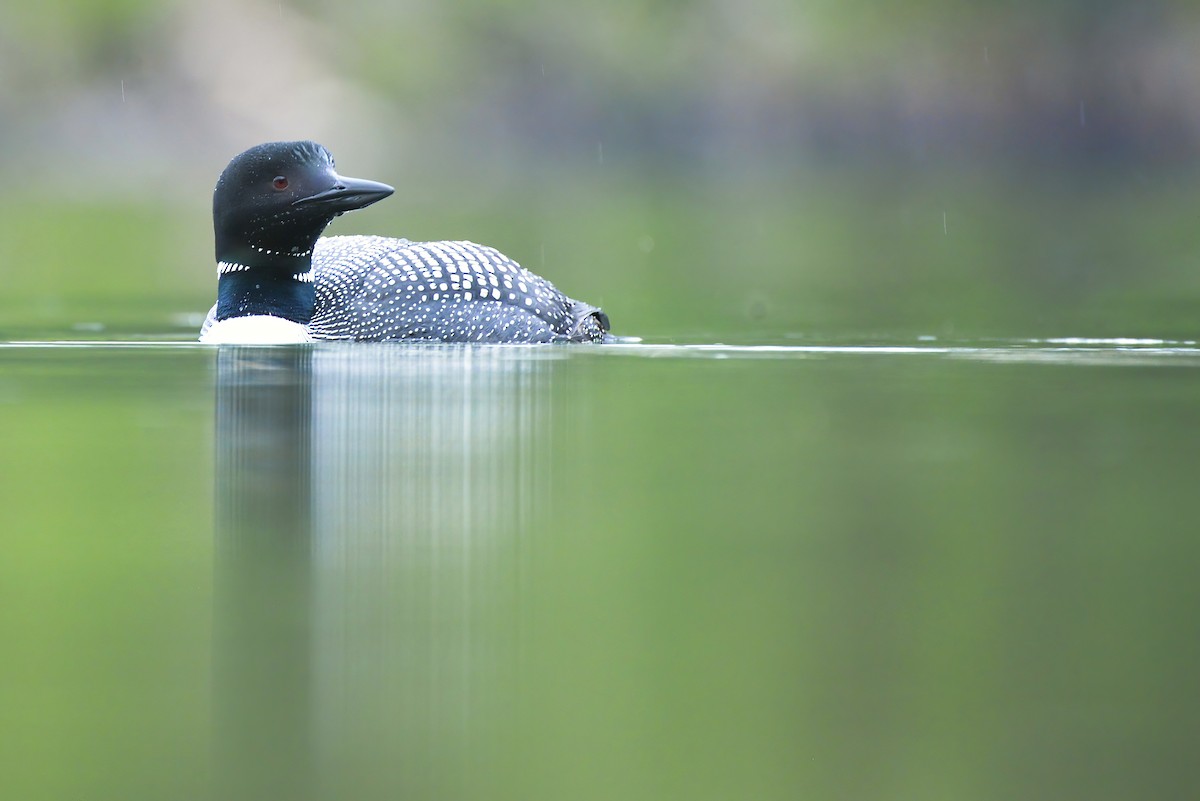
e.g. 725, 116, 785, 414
2, 338, 1199, 800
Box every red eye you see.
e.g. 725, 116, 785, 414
272, 176, 289, 190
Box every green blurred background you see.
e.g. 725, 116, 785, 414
5, 4, 1200, 801
2, 0, 1200, 340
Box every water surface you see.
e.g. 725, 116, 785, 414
1, 338, 1198, 800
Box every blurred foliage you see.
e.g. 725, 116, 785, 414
2, 0, 1200, 342
0, 201, 208, 339
3, 162, 1200, 342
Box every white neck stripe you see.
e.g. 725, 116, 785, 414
251, 244, 313, 258
218, 261, 312, 282
217, 260, 250, 275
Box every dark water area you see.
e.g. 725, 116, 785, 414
2, 339, 1199, 800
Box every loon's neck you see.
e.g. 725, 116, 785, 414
214, 260, 316, 323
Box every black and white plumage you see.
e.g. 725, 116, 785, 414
200, 141, 610, 344
307, 236, 608, 343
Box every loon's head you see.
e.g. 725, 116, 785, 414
213, 140, 394, 269
208, 141, 393, 331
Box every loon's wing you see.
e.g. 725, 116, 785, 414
309, 235, 608, 343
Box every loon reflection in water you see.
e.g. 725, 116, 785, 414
212, 345, 559, 795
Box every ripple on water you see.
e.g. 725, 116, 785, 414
4, 336, 1200, 367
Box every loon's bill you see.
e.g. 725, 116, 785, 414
200, 140, 610, 344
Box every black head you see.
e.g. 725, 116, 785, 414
213, 140, 394, 268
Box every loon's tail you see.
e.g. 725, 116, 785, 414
569, 303, 611, 343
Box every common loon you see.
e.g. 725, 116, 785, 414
200, 141, 610, 344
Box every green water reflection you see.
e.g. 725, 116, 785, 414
1, 342, 1198, 800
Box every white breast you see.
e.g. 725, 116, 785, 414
199, 315, 313, 344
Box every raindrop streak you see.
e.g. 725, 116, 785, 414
120, 80, 125, 103
983, 46, 989, 65
943, 211, 948, 236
